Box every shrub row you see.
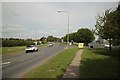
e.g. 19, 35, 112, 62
2, 40, 35, 47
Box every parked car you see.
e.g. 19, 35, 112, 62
25, 45, 38, 53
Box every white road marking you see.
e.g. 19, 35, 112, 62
20, 55, 36, 62
20, 59, 26, 61
1, 61, 11, 68
2, 62, 11, 65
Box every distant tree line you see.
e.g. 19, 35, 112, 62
39, 36, 61, 43
47, 36, 61, 42
40, 28, 95, 46
2, 28, 94, 47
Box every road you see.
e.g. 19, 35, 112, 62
2, 43, 66, 78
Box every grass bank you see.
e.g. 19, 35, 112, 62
80, 48, 119, 78
24, 48, 79, 78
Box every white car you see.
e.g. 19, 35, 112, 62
48, 43, 53, 47
25, 45, 38, 53
104, 44, 112, 48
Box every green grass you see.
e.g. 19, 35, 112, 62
38, 44, 45, 48
80, 48, 119, 78
24, 48, 79, 78
2, 46, 25, 56
59, 42, 67, 45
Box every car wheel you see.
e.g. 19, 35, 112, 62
26, 51, 28, 53
36, 49, 38, 51
33, 49, 35, 52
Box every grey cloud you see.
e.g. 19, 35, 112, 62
2, 2, 118, 38
2, 24, 27, 38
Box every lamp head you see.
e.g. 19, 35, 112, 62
57, 10, 62, 12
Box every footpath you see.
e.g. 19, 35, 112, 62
62, 49, 83, 78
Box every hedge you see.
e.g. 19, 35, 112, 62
2, 40, 35, 47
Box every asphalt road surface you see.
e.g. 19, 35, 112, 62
2, 43, 66, 78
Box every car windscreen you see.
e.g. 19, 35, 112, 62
26, 46, 32, 48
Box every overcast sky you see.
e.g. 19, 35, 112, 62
2, 2, 118, 39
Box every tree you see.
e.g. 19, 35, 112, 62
47, 35, 59, 42
47, 36, 54, 42
62, 28, 94, 45
95, 4, 120, 51
76, 28, 95, 46
62, 35, 67, 42
40, 37, 47, 44
69, 32, 77, 42
63, 32, 77, 42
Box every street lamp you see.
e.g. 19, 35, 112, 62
57, 10, 69, 49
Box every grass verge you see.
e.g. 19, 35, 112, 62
24, 48, 79, 78
80, 48, 119, 78
2, 46, 25, 56
59, 42, 67, 45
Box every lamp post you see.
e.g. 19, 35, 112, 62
57, 10, 69, 49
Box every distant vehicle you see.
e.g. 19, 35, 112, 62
69, 42, 72, 45
90, 45, 93, 48
104, 44, 112, 48
88, 42, 94, 48
25, 45, 38, 53
78, 43, 84, 48
48, 43, 53, 47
